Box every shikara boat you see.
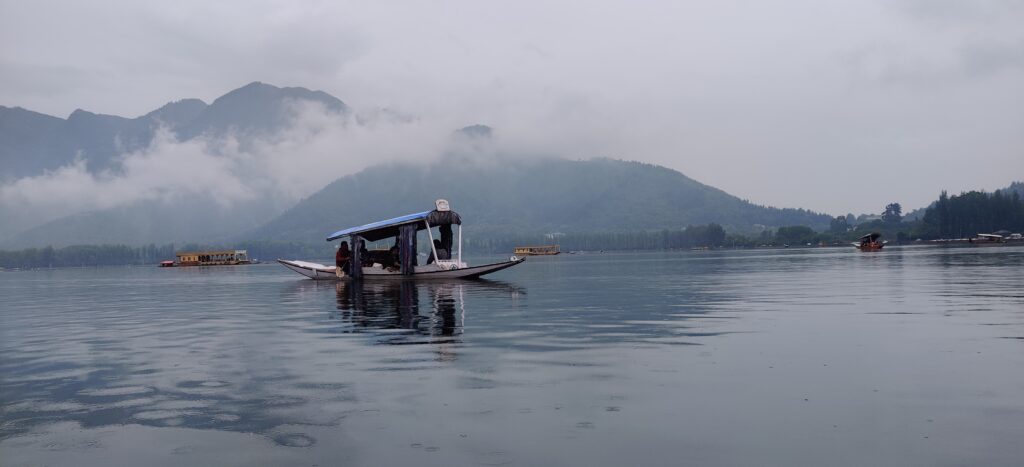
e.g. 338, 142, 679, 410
279, 200, 524, 280
853, 232, 886, 251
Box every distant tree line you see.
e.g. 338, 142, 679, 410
811, 190, 1024, 244
837, 190, 1024, 243
466, 224, 729, 253
0, 241, 326, 269
918, 190, 1024, 239
0, 244, 177, 269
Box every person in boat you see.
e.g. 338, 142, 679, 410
335, 241, 351, 277
386, 245, 400, 271
358, 240, 372, 267
427, 239, 450, 264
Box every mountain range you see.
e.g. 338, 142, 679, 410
0, 82, 346, 179
1, 82, 835, 249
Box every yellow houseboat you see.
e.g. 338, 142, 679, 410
176, 250, 251, 266
514, 245, 561, 256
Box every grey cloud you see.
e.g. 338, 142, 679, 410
1, 0, 1022, 216
961, 40, 1024, 77
842, 38, 1024, 85
893, 0, 1024, 23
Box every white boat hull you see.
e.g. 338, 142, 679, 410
278, 258, 524, 280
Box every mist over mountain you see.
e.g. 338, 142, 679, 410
2, 82, 833, 249
0, 82, 347, 179
175, 82, 348, 140
0, 82, 407, 245
5, 196, 281, 247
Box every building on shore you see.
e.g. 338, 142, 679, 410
176, 250, 251, 266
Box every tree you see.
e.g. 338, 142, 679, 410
829, 216, 849, 233
881, 203, 902, 224
775, 225, 817, 245
705, 223, 726, 247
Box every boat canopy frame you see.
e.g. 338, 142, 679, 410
860, 232, 881, 242
325, 206, 464, 278
326, 210, 462, 242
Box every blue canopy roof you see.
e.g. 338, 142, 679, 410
326, 210, 432, 242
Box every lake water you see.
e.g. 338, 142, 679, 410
2, 247, 1023, 466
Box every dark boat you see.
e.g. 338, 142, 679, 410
854, 232, 885, 251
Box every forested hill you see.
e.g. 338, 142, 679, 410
904, 181, 1023, 222
245, 157, 832, 243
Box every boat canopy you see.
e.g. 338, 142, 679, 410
977, 233, 1004, 239
326, 209, 462, 242
860, 232, 881, 241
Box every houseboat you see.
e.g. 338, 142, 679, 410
176, 250, 251, 266
513, 245, 561, 256
278, 199, 524, 280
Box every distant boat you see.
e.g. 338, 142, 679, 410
513, 245, 560, 256
279, 199, 524, 280
970, 233, 1006, 246
175, 250, 251, 266
853, 232, 885, 251
158, 260, 176, 267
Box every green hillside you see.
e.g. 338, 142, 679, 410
246, 157, 831, 243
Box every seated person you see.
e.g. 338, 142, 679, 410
427, 239, 450, 264
386, 246, 400, 271
359, 242, 371, 267
335, 241, 351, 277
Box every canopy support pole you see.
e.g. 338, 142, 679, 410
349, 235, 363, 279
458, 225, 462, 265
400, 224, 417, 275
425, 220, 440, 265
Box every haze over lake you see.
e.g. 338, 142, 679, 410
3, 247, 1023, 466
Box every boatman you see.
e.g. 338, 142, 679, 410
427, 239, 450, 264
336, 241, 351, 278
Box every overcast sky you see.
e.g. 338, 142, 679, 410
2, 0, 1022, 215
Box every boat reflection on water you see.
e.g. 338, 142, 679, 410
322, 279, 524, 350
333, 280, 460, 341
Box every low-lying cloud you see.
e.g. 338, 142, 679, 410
0, 101, 459, 237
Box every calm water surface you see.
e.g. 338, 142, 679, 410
2, 247, 1023, 466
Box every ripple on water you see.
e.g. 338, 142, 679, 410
108, 398, 157, 408
133, 410, 199, 421
273, 433, 316, 448
3, 401, 88, 412
78, 386, 155, 397
212, 414, 241, 422
261, 395, 307, 407
176, 380, 231, 389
